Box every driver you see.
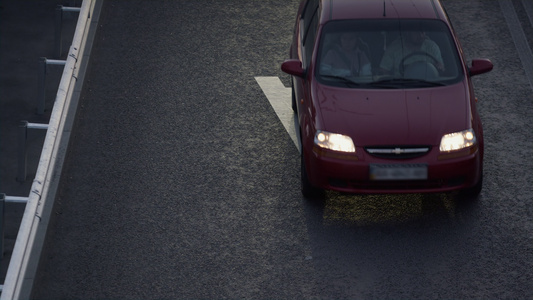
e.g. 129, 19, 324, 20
321, 32, 372, 77
379, 31, 444, 76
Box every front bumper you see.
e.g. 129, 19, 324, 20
306, 145, 482, 194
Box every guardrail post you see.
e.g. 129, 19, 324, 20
0, 194, 5, 261
55, 5, 63, 58
38, 58, 67, 115
17, 122, 49, 182
55, 5, 82, 58
37, 58, 47, 115
17, 121, 28, 182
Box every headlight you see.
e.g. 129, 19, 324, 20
314, 131, 355, 153
439, 129, 476, 152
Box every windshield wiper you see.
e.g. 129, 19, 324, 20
320, 75, 361, 87
370, 78, 446, 87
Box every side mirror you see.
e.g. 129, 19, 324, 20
281, 59, 305, 78
469, 59, 493, 76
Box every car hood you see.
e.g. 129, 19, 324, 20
316, 82, 470, 146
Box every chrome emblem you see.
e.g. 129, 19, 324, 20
392, 148, 403, 154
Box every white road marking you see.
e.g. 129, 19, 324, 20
255, 76, 300, 151
499, 0, 533, 89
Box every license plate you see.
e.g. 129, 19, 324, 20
369, 164, 428, 180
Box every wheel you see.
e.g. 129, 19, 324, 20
460, 173, 483, 198
301, 152, 324, 199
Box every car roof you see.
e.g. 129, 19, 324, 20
320, 0, 448, 23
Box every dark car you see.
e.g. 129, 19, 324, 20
281, 0, 493, 198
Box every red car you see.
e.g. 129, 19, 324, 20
281, 0, 493, 198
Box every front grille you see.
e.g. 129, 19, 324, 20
365, 146, 431, 159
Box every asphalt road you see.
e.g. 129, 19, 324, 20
32, 0, 532, 299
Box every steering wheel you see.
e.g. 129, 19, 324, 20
399, 51, 440, 76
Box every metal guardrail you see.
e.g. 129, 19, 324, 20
0, 0, 98, 298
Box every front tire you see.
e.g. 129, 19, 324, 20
461, 173, 483, 198
301, 152, 324, 199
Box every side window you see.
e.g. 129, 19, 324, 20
301, 0, 318, 36
301, 0, 319, 68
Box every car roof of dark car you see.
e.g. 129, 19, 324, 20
320, 0, 448, 23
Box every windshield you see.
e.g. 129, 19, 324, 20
316, 19, 464, 88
